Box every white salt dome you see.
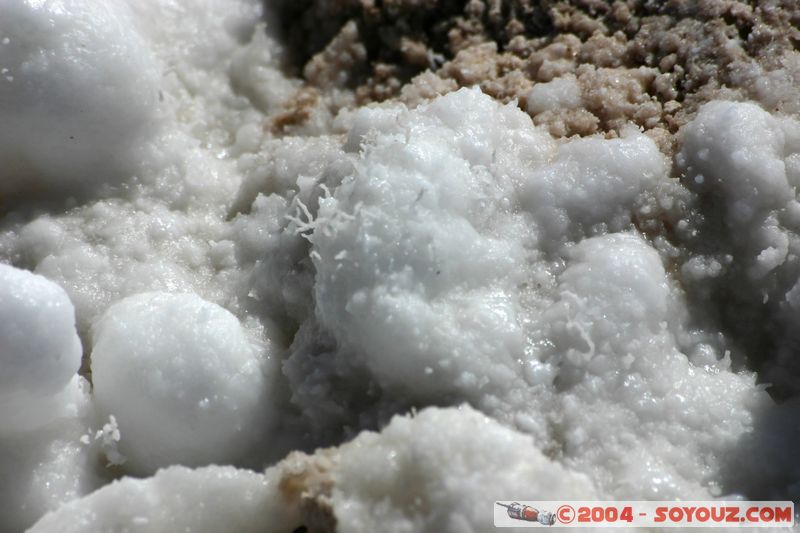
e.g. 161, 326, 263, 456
0, 263, 82, 433
91, 292, 275, 474
28, 465, 297, 533
331, 406, 598, 532
0, 0, 158, 196
0, 266, 94, 532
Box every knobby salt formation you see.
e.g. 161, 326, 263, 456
0, 1, 799, 532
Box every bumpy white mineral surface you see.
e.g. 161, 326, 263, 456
1, 0, 800, 531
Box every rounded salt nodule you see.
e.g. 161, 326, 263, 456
91, 292, 270, 474
0, 264, 83, 433
0, 0, 158, 196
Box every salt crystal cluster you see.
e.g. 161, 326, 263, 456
284, 89, 769, 504
0, 0, 799, 531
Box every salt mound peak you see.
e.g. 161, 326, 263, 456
91, 291, 276, 474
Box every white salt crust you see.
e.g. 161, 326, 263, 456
0, 0, 798, 530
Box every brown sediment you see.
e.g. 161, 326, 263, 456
278, 450, 339, 533
269, 87, 322, 134
275, 0, 800, 153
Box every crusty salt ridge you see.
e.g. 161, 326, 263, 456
671, 99, 800, 501
28, 465, 300, 533
29, 406, 596, 533
677, 101, 800, 397
329, 406, 597, 533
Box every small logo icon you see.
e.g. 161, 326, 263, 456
556, 504, 575, 524
496, 502, 556, 525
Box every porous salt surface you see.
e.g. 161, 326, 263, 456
0, 0, 799, 531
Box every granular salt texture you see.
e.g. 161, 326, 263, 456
30, 406, 594, 533
526, 73, 581, 114
0, 0, 799, 529
0, 394, 102, 533
289, 88, 664, 420
17, 202, 244, 341
281, 88, 556, 436
330, 406, 597, 533
230, 133, 358, 329
28, 465, 299, 533
91, 292, 278, 474
680, 101, 795, 225
677, 101, 800, 398
519, 127, 666, 244
0, 0, 301, 343
0, 264, 101, 531
542, 233, 768, 499
0, 263, 83, 433
0, 0, 159, 198
308, 87, 555, 403
278, 88, 770, 502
